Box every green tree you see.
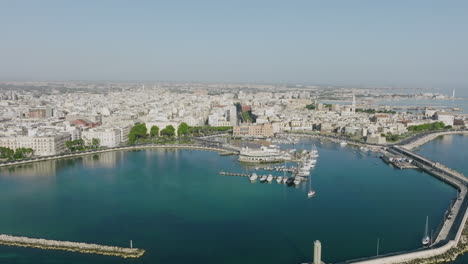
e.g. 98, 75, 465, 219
91, 138, 100, 148
177, 122, 189, 136
65, 139, 85, 152
12, 148, 33, 159
129, 123, 148, 144
150, 125, 160, 138
161, 125, 176, 137
0, 147, 14, 159
305, 104, 316, 110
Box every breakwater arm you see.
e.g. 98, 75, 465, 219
0, 234, 145, 258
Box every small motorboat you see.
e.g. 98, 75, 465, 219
293, 177, 301, 185
249, 173, 258, 182
276, 176, 283, 184
307, 190, 316, 198
267, 174, 273, 183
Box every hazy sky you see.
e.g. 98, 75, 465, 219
1, 0, 467, 89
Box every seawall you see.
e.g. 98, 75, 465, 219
0, 144, 237, 168
401, 131, 468, 150
0, 234, 145, 258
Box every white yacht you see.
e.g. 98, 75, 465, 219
422, 216, 430, 246
293, 177, 301, 185
249, 173, 258, 182
259, 175, 267, 183
267, 174, 273, 183
276, 176, 283, 183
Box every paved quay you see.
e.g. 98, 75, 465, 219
400, 130, 468, 150
0, 143, 238, 168
339, 146, 468, 264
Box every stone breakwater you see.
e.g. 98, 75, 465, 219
0, 234, 145, 258
401, 131, 468, 150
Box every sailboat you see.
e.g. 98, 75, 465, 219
422, 216, 430, 246
307, 171, 315, 198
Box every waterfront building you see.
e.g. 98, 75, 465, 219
366, 134, 387, 144
82, 128, 121, 147
232, 123, 273, 138
238, 145, 290, 163
0, 134, 70, 156
435, 112, 454, 126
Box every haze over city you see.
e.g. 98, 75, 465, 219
1, 0, 467, 92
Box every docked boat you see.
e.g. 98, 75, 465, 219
267, 174, 273, 183
422, 216, 430, 246
307, 171, 316, 198
286, 177, 295, 185
249, 173, 258, 182
283, 177, 288, 184
293, 177, 301, 185
276, 176, 283, 183
260, 175, 267, 183
340, 141, 348, 147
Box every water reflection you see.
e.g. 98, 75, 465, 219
0, 161, 57, 178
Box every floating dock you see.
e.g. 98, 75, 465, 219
255, 166, 297, 173
0, 234, 145, 258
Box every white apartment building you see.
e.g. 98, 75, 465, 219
0, 134, 70, 156
82, 128, 121, 147
435, 112, 454, 126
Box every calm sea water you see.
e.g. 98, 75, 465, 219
0, 140, 458, 264
415, 134, 468, 264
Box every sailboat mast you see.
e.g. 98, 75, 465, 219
425, 216, 429, 237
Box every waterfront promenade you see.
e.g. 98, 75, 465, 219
0, 143, 238, 168
400, 130, 468, 150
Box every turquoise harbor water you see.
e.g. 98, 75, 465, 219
0, 140, 459, 264
415, 134, 468, 264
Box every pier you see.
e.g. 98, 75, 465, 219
0, 234, 145, 258
398, 129, 468, 150
337, 144, 468, 264
219, 171, 250, 177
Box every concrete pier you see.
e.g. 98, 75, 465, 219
400, 130, 468, 150
340, 146, 468, 264
0, 234, 145, 258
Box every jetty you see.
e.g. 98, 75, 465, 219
0, 234, 145, 258
219, 171, 250, 177
335, 144, 468, 264
398, 130, 468, 150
